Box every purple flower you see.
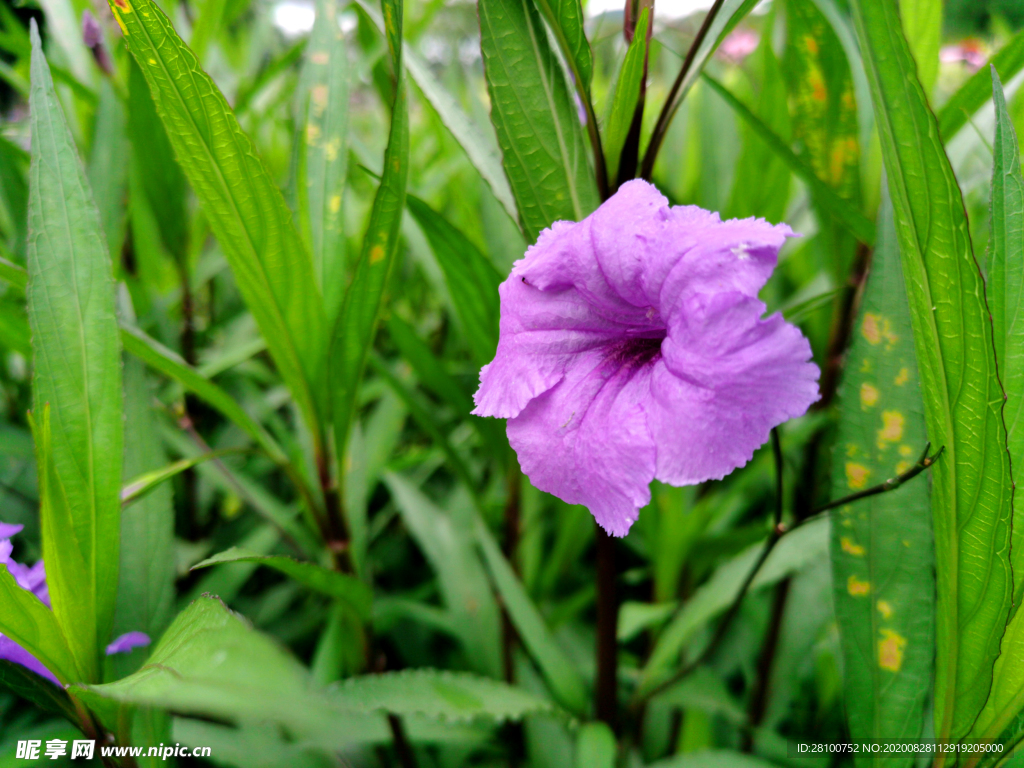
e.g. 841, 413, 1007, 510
473, 180, 820, 536
1, 522, 150, 684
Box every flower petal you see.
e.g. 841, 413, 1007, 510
0, 635, 60, 685
506, 346, 656, 536
106, 631, 151, 655
651, 295, 820, 485
0, 522, 24, 539
473, 275, 639, 418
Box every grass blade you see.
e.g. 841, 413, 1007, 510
192, 547, 372, 621
330, 0, 409, 467
604, 8, 648, 184
120, 324, 287, 465
405, 195, 501, 366
108, 0, 328, 443
849, 0, 1014, 743
298, 0, 351, 324
28, 24, 123, 682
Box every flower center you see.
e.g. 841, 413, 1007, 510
609, 334, 665, 369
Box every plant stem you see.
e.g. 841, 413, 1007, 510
595, 524, 619, 731
386, 713, 418, 768
640, 0, 726, 180
503, 462, 522, 682
633, 440, 942, 706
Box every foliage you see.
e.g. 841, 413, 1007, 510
0, 0, 1023, 765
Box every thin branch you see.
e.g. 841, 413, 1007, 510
632, 441, 943, 706
639, 0, 726, 180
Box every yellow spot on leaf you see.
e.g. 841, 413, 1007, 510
862, 313, 882, 344
113, 0, 132, 11
877, 600, 893, 619
896, 460, 912, 475
860, 358, 872, 373
846, 462, 870, 489
329, 195, 341, 214
369, 245, 385, 264
311, 84, 328, 112
311, 51, 330, 65
899, 444, 914, 457
848, 575, 871, 596
878, 629, 907, 672
306, 124, 320, 145
804, 35, 819, 55
324, 137, 340, 162
860, 382, 880, 409
148, 58, 156, 64
903, 539, 911, 547
841, 537, 865, 556
895, 367, 910, 386
846, 443, 859, 458
877, 410, 905, 448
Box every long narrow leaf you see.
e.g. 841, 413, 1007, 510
298, 0, 351, 323
967, 69, 1024, 756
849, 0, 1014, 743
478, 0, 599, 241
120, 324, 287, 465
192, 547, 372, 620
830, 192, 932, 764
28, 24, 123, 682
331, 0, 409, 466
604, 9, 648, 184
702, 73, 875, 244
107, 0, 328, 443
474, 516, 589, 716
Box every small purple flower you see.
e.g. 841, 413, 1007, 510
473, 180, 820, 536
1, 522, 150, 683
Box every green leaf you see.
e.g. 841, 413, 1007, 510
330, 669, 556, 722
0, 298, 29, 355
0, 255, 26, 290
191, 547, 372, 621
829, 192, 933, 764
0, 135, 29, 259
849, 0, 1014, 742
532, 0, 591, 92
702, 73, 875, 245
386, 315, 473, 414
127, 59, 187, 260
403, 49, 518, 225
0, 547, 78, 685
964, 69, 1024, 752
28, 24, 123, 683
109, 0, 328, 442
727, 17, 791, 223
899, 0, 942, 95
604, 8, 648, 184
77, 596, 337, 734
120, 324, 287, 465
574, 722, 615, 768
330, 0, 408, 467
989, 67, 1024, 599
298, 0, 350, 323
639, 519, 827, 694
938, 28, 1024, 142
87, 81, 128, 262
383, 472, 503, 678
478, 0, 599, 242
121, 449, 242, 506
0, 661, 79, 725
474, 516, 589, 716
114, 359, 176, 668
405, 194, 501, 366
